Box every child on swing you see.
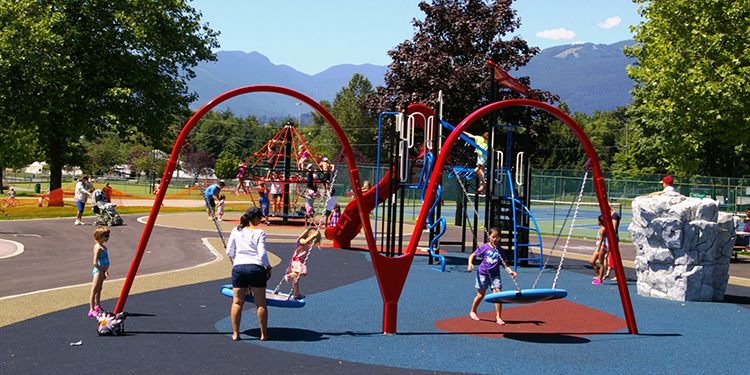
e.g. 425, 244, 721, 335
467, 227, 516, 325
283, 227, 321, 300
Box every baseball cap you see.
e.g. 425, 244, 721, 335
322, 156, 328, 161
661, 176, 673, 184
245, 207, 262, 218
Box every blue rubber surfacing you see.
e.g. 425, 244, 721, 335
215, 254, 750, 375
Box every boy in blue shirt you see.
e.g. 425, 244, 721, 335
204, 181, 226, 220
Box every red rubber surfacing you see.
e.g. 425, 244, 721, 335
434, 299, 626, 339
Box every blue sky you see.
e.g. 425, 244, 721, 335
189, 0, 643, 75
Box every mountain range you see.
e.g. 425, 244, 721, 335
187, 40, 637, 119
189, 51, 386, 120
515, 40, 637, 114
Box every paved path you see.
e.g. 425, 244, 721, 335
2, 211, 750, 375
2, 211, 749, 300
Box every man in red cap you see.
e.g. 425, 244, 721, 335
649, 175, 675, 197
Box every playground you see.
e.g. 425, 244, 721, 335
1, 213, 750, 374
3, 77, 750, 374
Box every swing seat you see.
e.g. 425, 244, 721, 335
484, 288, 567, 304
220, 285, 305, 308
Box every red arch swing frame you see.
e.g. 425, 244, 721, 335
411, 99, 638, 334
113, 87, 637, 336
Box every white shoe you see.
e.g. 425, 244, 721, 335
74, 221, 82, 226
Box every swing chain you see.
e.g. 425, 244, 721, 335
274, 160, 341, 299
551, 168, 589, 289
450, 163, 521, 291
530, 168, 589, 289
182, 147, 227, 247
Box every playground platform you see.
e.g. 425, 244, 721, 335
1, 212, 749, 374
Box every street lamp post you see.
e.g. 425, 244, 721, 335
296, 102, 302, 127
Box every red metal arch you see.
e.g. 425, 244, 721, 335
114, 85, 377, 313
407, 98, 638, 334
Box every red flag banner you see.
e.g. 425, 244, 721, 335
487, 60, 536, 98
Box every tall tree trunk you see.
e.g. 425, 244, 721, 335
48, 135, 65, 206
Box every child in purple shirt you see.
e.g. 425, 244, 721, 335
467, 227, 516, 325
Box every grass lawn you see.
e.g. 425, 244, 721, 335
0, 200, 202, 220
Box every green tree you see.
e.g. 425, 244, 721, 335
215, 151, 241, 181
532, 104, 630, 172
0, 0, 219, 191
531, 103, 586, 170
330, 74, 378, 160
367, 0, 557, 166
126, 146, 168, 183
0, 121, 39, 193
625, 0, 750, 177
308, 100, 340, 159
82, 133, 127, 176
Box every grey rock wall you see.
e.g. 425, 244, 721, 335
629, 192, 736, 301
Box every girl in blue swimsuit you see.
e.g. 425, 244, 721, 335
89, 227, 111, 317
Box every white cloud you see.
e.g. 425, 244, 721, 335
535, 28, 576, 41
597, 16, 622, 29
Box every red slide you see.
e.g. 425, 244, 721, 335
325, 170, 395, 249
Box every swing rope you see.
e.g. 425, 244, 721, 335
530, 164, 590, 289
449, 162, 522, 291
182, 147, 227, 247
273, 159, 341, 299
450, 141, 591, 292
551, 164, 590, 289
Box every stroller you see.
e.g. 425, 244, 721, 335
92, 189, 123, 226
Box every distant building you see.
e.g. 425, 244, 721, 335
24, 161, 46, 174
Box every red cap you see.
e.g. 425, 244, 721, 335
661, 176, 673, 184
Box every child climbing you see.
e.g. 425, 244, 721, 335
304, 185, 319, 226
323, 188, 338, 227
297, 144, 309, 172
270, 174, 283, 217
462, 131, 488, 193
283, 228, 321, 300
467, 227, 516, 325
235, 162, 250, 195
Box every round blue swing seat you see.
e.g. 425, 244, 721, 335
220, 284, 305, 308
484, 288, 567, 304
